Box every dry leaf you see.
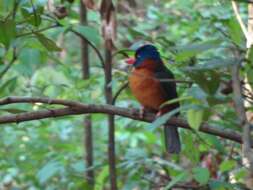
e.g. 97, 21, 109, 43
53, 6, 68, 19
100, 0, 117, 50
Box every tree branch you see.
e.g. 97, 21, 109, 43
70, 28, 105, 69
231, 64, 253, 176
0, 96, 247, 146
0, 47, 17, 79
80, 0, 94, 187
112, 82, 128, 105
0, 96, 85, 107
16, 24, 59, 38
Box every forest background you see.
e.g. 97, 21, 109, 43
0, 0, 253, 189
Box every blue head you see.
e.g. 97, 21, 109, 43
126, 44, 162, 68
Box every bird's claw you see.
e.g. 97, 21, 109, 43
156, 110, 162, 118
139, 106, 145, 118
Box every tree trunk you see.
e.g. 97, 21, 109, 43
80, 0, 94, 187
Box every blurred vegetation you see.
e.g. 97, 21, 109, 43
0, 0, 252, 189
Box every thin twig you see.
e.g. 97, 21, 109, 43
30, 0, 39, 27
0, 48, 17, 79
112, 49, 131, 58
112, 82, 128, 105
128, 71, 192, 84
70, 28, 105, 69
12, 0, 20, 19
16, 24, 59, 38
228, 143, 236, 159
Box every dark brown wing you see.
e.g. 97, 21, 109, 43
154, 65, 181, 154
154, 65, 179, 112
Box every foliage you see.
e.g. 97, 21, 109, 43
0, 0, 251, 189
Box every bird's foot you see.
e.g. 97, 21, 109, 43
139, 106, 146, 119
156, 110, 162, 118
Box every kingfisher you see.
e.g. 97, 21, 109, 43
126, 44, 181, 153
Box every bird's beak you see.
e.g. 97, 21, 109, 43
125, 57, 135, 65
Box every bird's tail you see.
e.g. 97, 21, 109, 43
164, 125, 181, 154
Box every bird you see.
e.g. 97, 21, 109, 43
126, 44, 181, 154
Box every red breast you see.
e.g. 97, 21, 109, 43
129, 67, 167, 110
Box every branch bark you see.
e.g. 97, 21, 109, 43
231, 1, 253, 187
231, 64, 253, 184
0, 96, 247, 146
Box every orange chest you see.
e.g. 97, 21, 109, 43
129, 68, 166, 110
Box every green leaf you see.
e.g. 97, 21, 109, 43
192, 167, 210, 185
71, 160, 85, 173
16, 48, 45, 76
151, 158, 183, 171
128, 28, 151, 41
0, 19, 16, 48
245, 46, 253, 88
0, 77, 17, 97
113, 48, 134, 58
225, 17, 244, 46
164, 171, 189, 190
188, 86, 207, 101
37, 160, 63, 184
185, 58, 240, 71
21, 5, 43, 26
73, 25, 101, 45
35, 33, 61, 51
207, 71, 221, 95
247, 45, 253, 64
209, 180, 235, 190
206, 94, 230, 106
181, 130, 200, 163
203, 135, 225, 153
219, 160, 236, 172
148, 107, 181, 131
246, 65, 253, 90
36, 0, 48, 7
233, 168, 247, 181
175, 40, 221, 61
161, 96, 194, 107
95, 166, 109, 190
149, 104, 203, 131
187, 108, 204, 130
187, 70, 221, 95
0, 0, 15, 14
